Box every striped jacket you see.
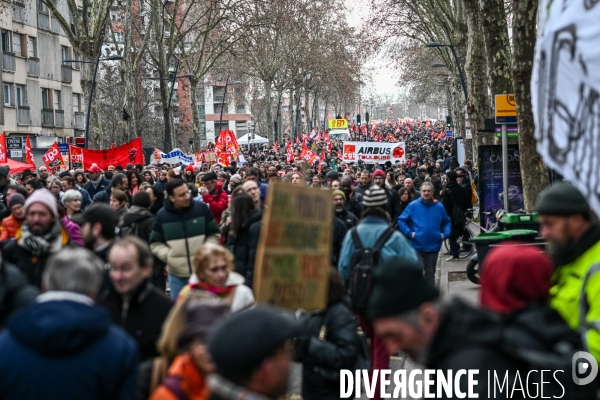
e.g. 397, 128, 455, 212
150, 199, 220, 278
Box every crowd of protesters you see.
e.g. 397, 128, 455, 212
0, 118, 597, 399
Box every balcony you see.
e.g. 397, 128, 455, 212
42, 108, 54, 127
51, 16, 61, 34
55, 110, 64, 127
61, 65, 72, 83
13, 5, 26, 23
74, 112, 84, 129
17, 107, 30, 126
37, 12, 50, 30
27, 58, 40, 77
2, 53, 15, 73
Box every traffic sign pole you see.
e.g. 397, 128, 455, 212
502, 124, 508, 210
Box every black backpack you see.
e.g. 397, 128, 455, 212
446, 188, 466, 226
348, 227, 395, 314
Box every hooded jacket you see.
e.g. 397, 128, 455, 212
150, 198, 220, 278
0, 294, 138, 400
398, 197, 452, 253
121, 205, 155, 242
226, 208, 262, 288
201, 181, 229, 224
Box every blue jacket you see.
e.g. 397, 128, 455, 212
338, 216, 418, 280
259, 182, 268, 203
85, 178, 110, 199
0, 298, 138, 400
398, 198, 452, 253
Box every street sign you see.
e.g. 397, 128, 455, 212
10, 150, 22, 158
465, 121, 471, 128
446, 129, 453, 138
465, 129, 472, 139
328, 119, 348, 130
58, 143, 69, 153
495, 125, 518, 137
495, 94, 517, 124
7, 137, 22, 150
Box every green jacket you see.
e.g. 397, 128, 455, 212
550, 224, 600, 361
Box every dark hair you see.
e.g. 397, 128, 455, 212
61, 176, 75, 187
147, 185, 164, 204
8, 184, 29, 199
231, 193, 255, 237
328, 267, 345, 305
398, 187, 413, 201
111, 174, 126, 188
166, 179, 187, 196
74, 171, 88, 184
142, 170, 155, 185
112, 236, 153, 267
25, 178, 45, 192
104, 171, 114, 180
111, 189, 128, 204
135, 163, 144, 172
126, 170, 142, 189
132, 191, 151, 209
188, 182, 198, 198
247, 167, 260, 178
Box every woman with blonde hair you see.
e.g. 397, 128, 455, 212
177, 243, 254, 312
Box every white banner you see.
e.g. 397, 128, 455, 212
341, 141, 406, 164
532, 0, 600, 215
154, 148, 194, 165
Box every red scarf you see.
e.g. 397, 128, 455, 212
190, 282, 235, 298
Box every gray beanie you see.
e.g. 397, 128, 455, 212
534, 182, 590, 216
362, 186, 388, 208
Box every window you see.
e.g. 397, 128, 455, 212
198, 104, 205, 119
73, 51, 81, 69
37, 0, 47, 12
73, 93, 80, 113
236, 104, 245, 113
3, 84, 14, 106
114, 33, 124, 43
41, 88, 51, 109
12, 33, 21, 56
16, 85, 27, 107
28, 37, 37, 58
61, 46, 70, 61
53, 90, 61, 110
1, 30, 12, 53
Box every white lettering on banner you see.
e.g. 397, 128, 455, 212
342, 141, 406, 164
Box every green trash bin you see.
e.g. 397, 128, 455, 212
470, 229, 539, 265
499, 213, 540, 231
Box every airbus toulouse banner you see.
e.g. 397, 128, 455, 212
342, 141, 406, 164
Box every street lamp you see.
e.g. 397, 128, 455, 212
62, 54, 123, 148
424, 31, 468, 105
431, 63, 447, 68
147, 70, 194, 151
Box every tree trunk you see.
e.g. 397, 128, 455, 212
189, 77, 201, 148
263, 79, 273, 143
512, 0, 548, 211
479, 0, 513, 95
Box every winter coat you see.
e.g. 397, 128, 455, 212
344, 196, 363, 218
98, 280, 173, 362
459, 177, 473, 209
353, 182, 372, 203
398, 197, 452, 253
85, 177, 110, 199
121, 205, 155, 242
442, 181, 468, 239
0, 261, 38, 328
62, 216, 84, 246
116, 205, 129, 228
0, 295, 138, 400
226, 208, 262, 288
178, 272, 255, 312
338, 216, 418, 281
332, 216, 348, 267
2, 226, 70, 288
93, 186, 112, 204
150, 199, 220, 278
335, 208, 358, 231
382, 186, 402, 223
0, 214, 23, 242
149, 354, 208, 400
202, 181, 229, 224
297, 302, 359, 400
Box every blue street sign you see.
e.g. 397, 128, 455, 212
58, 143, 69, 153
446, 129, 453, 138
495, 116, 518, 124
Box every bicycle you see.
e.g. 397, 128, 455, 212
464, 210, 504, 284
443, 209, 481, 259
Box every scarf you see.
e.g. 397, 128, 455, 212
19, 221, 63, 256
90, 176, 102, 189
189, 282, 235, 298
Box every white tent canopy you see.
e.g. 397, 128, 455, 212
238, 133, 269, 145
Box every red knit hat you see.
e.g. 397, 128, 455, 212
480, 242, 552, 313
372, 169, 386, 179
185, 164, 195, 172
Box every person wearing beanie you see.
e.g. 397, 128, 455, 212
367, 258, 522, 397
228, 174, 242, 194
535, 182, 600, 360
332, 190, 357, 230
325, 170, 339, 188
398, 182, 452, 285
2, 189, 70, 288
184, 164, 196, 184
338, 187, 418, 400
0, 194, 26, 241
441, 170, 468, 261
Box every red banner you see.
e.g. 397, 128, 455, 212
68, 138, 143, 170
70, 146, 84, 169
43, 142, 64, 171
0, 133, 7, 163
24, 136, 35, 168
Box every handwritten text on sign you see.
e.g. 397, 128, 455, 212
253, 183, 332, 311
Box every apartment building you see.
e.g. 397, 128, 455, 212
1, 0, 84, 160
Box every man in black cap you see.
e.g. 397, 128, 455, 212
536, 182, 600, 360
207, 306, 299, 400
367, 259, 521, 397
20, 169, 35, 184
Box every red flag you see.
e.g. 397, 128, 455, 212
110, 143, 115, 149
273, 141, 278, 151
42, 142, 64, 171
24, 136, 36, 168
68, 138, 143, 170
323, 132, 331, 143
302, 138, 308, 153
0, 132, 7, 163
287, 141, 294, 163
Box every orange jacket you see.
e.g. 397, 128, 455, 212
0, 214, 23, 242
149, 354, 208, 400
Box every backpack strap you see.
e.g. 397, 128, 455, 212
351, 227, 364, 252
579, 263, 600, 346
372, 227, 396, 252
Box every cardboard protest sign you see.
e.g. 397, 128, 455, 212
253, 183, 332, 311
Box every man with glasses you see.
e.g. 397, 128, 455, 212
98, 236, 172, 361
399, 182, 452, 285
